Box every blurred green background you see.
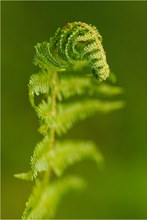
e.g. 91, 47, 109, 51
2, 1, 147, 219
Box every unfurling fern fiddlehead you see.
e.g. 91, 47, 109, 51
15, 22, 124, 219
34, 21, 109, 81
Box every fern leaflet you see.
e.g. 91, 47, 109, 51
22, 176, 85, 219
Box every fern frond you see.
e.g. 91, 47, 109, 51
29, 139, 103, 178
50, 140, 103, 176
38, 100, 124, 135
39, 100, 124, 135
96, 83, 124, 96
30, 135, 50, 179
15, 136, 51, 182
33, 41, 67, 72
16, 21, 124, 219
56, 74, 124, 101
14, 171, 33, 181
56, 75, 91, 101
28, 71, 51, 107
22, 176, 85, 219
35, 98, 52, 120
34, 22, 110, 81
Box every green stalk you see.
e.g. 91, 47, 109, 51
44, 71, 57, 184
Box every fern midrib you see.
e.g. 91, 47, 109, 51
44, 71, 57, 184
50, 71, 57, 149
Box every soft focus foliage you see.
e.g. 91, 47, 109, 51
15, 21, 123, 218
23, 176, 85, 219
2, 1, 147, 219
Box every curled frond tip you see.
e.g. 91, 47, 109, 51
34, 21, 110, 81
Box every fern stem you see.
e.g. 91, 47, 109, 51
50, 71, 57, 149
44, 71, 57, 184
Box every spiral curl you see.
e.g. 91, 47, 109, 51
34, 22, 110, 81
